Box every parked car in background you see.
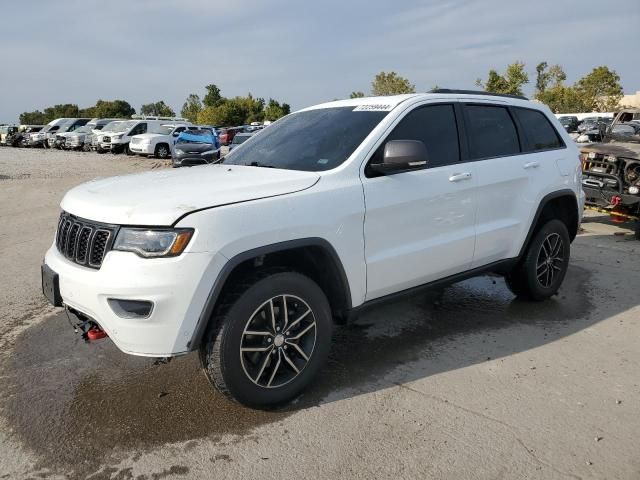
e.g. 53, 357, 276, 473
99, 118, 188, 154
578, 117, 602, 133
558, 116, 579, 133
65, 118, 120, 151
172, 127, 220, 167
6, 125, 43, 147
218, 126, 244, 146
0, 125, 19, 145
29, 118, 70, 147
580, 108, 640, 239
130, 123, 195, 159
228, 131, 255, 151
51, 118, 91, 149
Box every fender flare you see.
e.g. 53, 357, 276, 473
517, 189, 579, 258
187, 237, 351, 350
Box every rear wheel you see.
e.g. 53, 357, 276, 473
506, 219, 570, 301
199, 272, 333, 408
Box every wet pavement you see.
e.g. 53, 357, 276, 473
1, 269, 594, 478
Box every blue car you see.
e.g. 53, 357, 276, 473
172, 128, 220, 167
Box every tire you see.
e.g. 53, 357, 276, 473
505, 219, 570, 301
634, 222, 640, 241
124, 143, 134, 156
200, 272, 333, 408
154, 143, 170, 159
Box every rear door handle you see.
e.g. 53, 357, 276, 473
523, 161, 540, 169
449, 172, 472, 182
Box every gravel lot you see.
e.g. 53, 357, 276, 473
0, 147, 639, 479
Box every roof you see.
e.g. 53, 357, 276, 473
303, 90, 535, 113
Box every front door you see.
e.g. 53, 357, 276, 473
362, 103, 477, 301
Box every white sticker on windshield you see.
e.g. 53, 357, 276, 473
353, 104, 394, 112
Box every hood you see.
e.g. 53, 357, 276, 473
581, 140, 640, 159
61, 164, 320, 225
175, 142, 214, 152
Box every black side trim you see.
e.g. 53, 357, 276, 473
349, 258, 518, 318
187, 237, 351, 351
517, 189, 578, 258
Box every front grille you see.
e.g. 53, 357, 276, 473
102, 136, 111, 143
55, 212, 117, 269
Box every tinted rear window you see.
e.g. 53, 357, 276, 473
465, 105, 520, 159
514, 108, 563, 152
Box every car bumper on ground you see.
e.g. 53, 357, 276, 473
43, 244, 225, 357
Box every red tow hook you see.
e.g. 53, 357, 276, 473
87, 326, 108, 341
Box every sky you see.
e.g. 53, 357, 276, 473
1, 0, 639, 123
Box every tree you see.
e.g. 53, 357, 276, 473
535, 62, 566, 95
180, 94, 203, 123
350, 91, 365, 98
476, 61, 529, 96
91, 99, 135, 118
371, 71, 415, 96
140, 100, 175, 117
19, 110, 48, 125
264, 98, 290, 121
536, 85, 588, 113
44, 104, 80, 120
575, 66, 623, 112
203, 84, 224, 107
197, 101, 247, 126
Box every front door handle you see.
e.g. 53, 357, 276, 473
449, 172, 472, 182
523, 161, 540, 169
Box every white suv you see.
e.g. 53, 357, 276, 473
129, 123, 195, 159
42, 91, 584, 408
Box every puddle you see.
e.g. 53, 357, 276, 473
1, 268, 593, 477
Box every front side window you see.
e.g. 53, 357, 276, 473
223, 107, 389, 171
513, 108, 563, 152
465, 105, 520, 159
368, 104, 460, 170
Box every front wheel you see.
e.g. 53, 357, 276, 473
200, 272, 333, 408
505, 219, 570, 301
154, 143, 170, 159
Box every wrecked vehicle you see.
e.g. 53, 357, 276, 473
581, 109, 640, 238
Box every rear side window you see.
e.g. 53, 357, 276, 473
369, 104, 460, 169
465, 105, 520, 159
513, 108, 564, 151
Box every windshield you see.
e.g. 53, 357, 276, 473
223, 107, 389, 171
232, 134, 253, 145
104, 120, 136, 133
73, 125, 93, 134
176, 129, 215, 144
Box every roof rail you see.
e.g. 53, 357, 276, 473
130, 115, 189, 121
429, 89, 528, 101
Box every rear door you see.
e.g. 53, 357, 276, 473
466, 103, 563, 267
362, 103, 477, 300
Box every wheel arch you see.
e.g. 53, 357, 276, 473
518, 189, 579, 259
188, 238, 352, 351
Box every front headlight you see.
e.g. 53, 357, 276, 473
112, 134, 123, 140
174, 148, 184, 155
202, 149, 218, 155
113, 228, 193, 258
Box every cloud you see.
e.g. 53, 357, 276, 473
1, 0, 638, 122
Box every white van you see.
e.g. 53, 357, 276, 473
98, 118, 192, 154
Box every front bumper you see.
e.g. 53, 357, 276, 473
129, 143, 154, 154
44, 243, 225, 357
173, 150, 219, 167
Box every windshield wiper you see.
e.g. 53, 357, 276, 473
248, 161, 275, 168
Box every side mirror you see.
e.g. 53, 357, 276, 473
370, 140, 429, 174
